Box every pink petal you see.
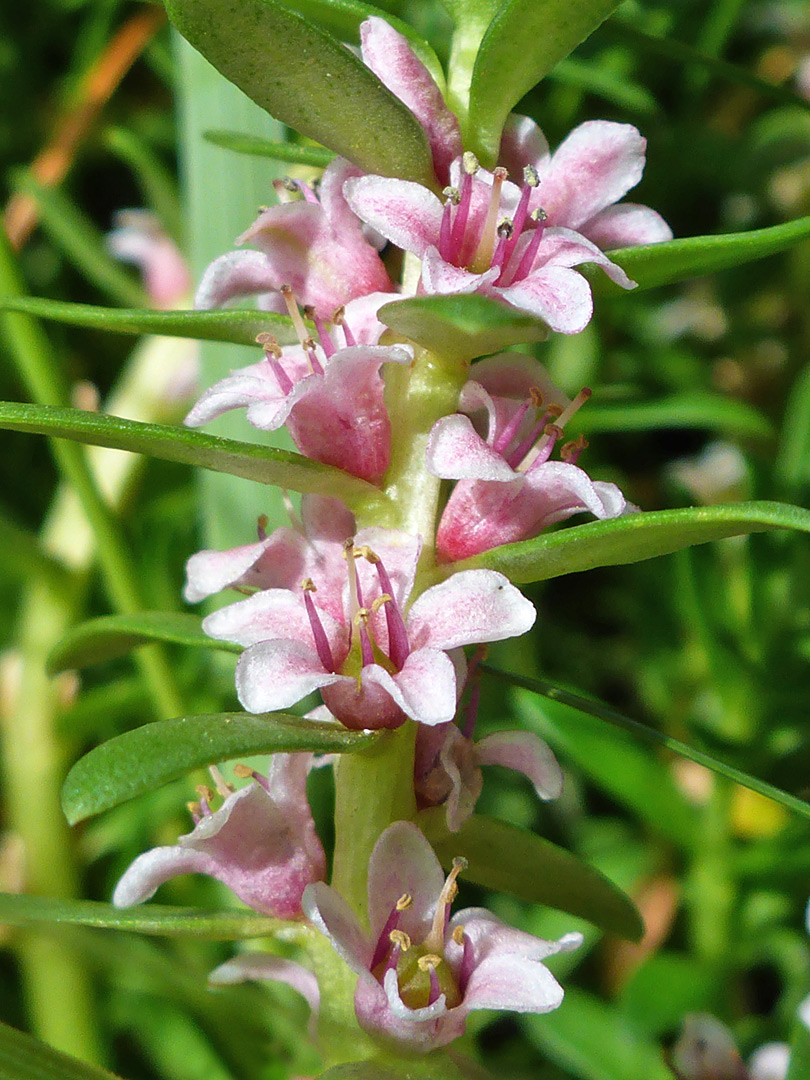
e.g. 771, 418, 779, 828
183, 366, 289, 430
407, 570, 536, 651
531, 227, 635, 289
320, 668, 407, 731
302, 881, 373, 972
522, 461, 627, 527
209, 953, 321, 1016
450, 910, 582, 964
438, 727, 483, 832
462, 951, 565, 1013
427, 414, 518, 481
535, 121, 648, 229
360, 17, 461, 184
367, 821, 445, 943
354, 971, 457, 1052
340, 290, 397, 345
107, 210, 190, 308
184, 536, 276, 603
343, 176, 443, 258
582, 202, 673, 248
497, 265, 594, 334
475, 731, 563, 800
366, 648, 459, 726
235, 639, 342, 713
202, 589, 342, 649
498, 114, 550, 178
421, 246, 500, 295
466, 354, 565, 413
194, 250, 279, 310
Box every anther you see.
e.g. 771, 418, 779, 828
505, 206, 549, 286
523, 164, 540, 187
452, 925, 465, 946
561, 434, 589, 464
257, 514, 269, 541
282, 177, 299, 192
371, 555, 410, 669
187, 800, 202, 822
418, 954, 442, 971
390, 930, 411, 951
196, 785, 214, 816
396, 893, 413, 911
232, 763, 272, 792
371, 594, 392, 613
462, 152, 479, 175
331, 305, 357, 347
442, 186, 460, 205
256, 332, 282, 358
425, 857, 468, 952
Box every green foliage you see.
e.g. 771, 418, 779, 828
0, 1022, 123, 1080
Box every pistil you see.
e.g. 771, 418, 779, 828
470, 167, 508, 274
281, 285, 324, 374
424, 857, 468, 953
519, 387, 591, 472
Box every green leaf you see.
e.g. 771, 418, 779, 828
448, 502, 810, 585
165, 0, 436, 186
601, 214, 810, 293
420, 809, 644, 942
377, 293, 548, 361
317, 1057, 470, 1080
785, 1012, 810, 1080
62, 713, 379, 824
580, 392, 772, 439
0, 402, 386, 512
524, 988, 676, 1080
48, 612, 240, 675
0, 1021, 123, 1080
0, 893, 295, 941
204, 130, 336, 167
0, 297, 298, 347
467, 0, 622, 164
485, 668, 810, 827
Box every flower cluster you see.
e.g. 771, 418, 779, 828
113, 13, 672, 1061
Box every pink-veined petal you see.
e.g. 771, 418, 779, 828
497, 265, 594, 335
535, 121, 648, 229
194, 250, 280, 310
461, 951, 565, 1013
426, 414, 518, 481
202, 589, 343, 650
367, 821, 445, 942
184, 536, 275, 603
498, 114, 550, 178
360, 17, 461, 185
421, 246, 500, 295
302, 881, 373, 972
344, 176, 444, 258
366, 648, 459, 727
522, 461, 627, 528
582, 202, 673, 248
407, 570, 536, 651
235, 639, 342, 713
530, 227, 635, 289
474, 731, 563, 800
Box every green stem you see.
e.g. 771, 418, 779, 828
687, 776, 734, 979
0, 229, 182, 719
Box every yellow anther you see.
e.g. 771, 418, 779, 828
417, 954, 443, 972
233, 764, 254, 779
187, 801, 202, 817
443, 185, 460, 204
396, 893, 413, 911
332, 305, 346, 325
358, 544, 379, 564
195, 785, 214, 801
529, 387, 545, 408
256, 333, 282, 358
281, 177, 299, 192
389, 930, 411, 951
523, 164, 540, 187
452, 925, 466, 946
301, 577, 317, 592
462, 151, 479, 175
371, 594, 392, 614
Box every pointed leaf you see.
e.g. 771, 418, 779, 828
165, 0, 436, 185
448, 502, 810, 584
0, 402, 386, 512
0, 297, 298, 346
467, 0, 622, 163
0, 893, 299, 941
581, 392, 772, 439
601, 214, 810, 293
0, 1022, 123, 1080
484, 667, 810, 827
378, 293, 547, 361
420, 809, 644, 941
204, 130, 335, 167
62, 713, 379, 824
48, 612, 240, 675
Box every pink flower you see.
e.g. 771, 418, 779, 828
202, 515, 536, 730
195, 158, 392, 317
426, 355, 627, 562
303, 821, 581, 1053
184, 292, 411, 484
414, 723, 562, 832
113, 755, 325, 920
359, 17, 462, 186
344, 119, 671, 334
107, 210, 191, 308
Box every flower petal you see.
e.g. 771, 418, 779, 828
427, 414, 518, 481
367, 821, 446, 942
530, 227, 635, 289
302, 881, 373, 972
462, 951, 565, 1013
475, 731, 563, 800
407, 570, 536, 651
421, 246, 500, 295
344, 176, 444, 258
497, 265, 594, 334
536, 121, 648, 229
203, 589, 342, 649
364, 648, 459, 727
235, 639, 342, 713
194, 250, 280, 310
360, 17, 461, 185
209, 953, 321, 1016
498, 114, 550, 178
582, 202, 673, 248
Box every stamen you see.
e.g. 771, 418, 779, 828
302, 579, 336, 672
517, 387, 591, 472
452, 925, 475, 995
502, 207, 548, 286
438, 195, 455, 261
342, 539, 361, 619
257, 333, 293, 395
490, 218, 514, 271
233, 762, 272, 793
196, 785, 214, 816
273, 177, 301, 204
302, 336, 325, 376
371, 897, 412, 969
187, 800, 202, 824
257, 514, 269, 541
495, 165, 540, 281
470, 167, 508, 274
390, 929, 411, 951
302, 305, 335, 359
561, 433, 589, 465
209, 765, 234, 797
418, 955, 443, 1006
492, 396, 534, 455
425, 858, 468, 953
368, 552, 410, 670
281, 285, 312, 350
506, 409, 557, 469
450, 153, 479, 258
332, 306, 357, 347
354, 608, 375, 667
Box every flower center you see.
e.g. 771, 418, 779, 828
492, 385, 592, 474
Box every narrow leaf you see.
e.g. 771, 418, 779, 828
0, 893, 295, 941
62, 713, 379, 824
204, 131, 335, 167
484, 667, 810, 825
580, 392, 772, 439
0, 1022, 123, 1080
448, 502, 810, 585
48, 612, 239, 675
467, 0, 622, 164
378, 293, 547, 361
602, 214, 810, 293
785, 1013, 810, 1080
318, 1057, 470, 1080
165, 0, 436, 185
0, 402, 386, 512
0, 297, 298, 346
420, 809, 644, 941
